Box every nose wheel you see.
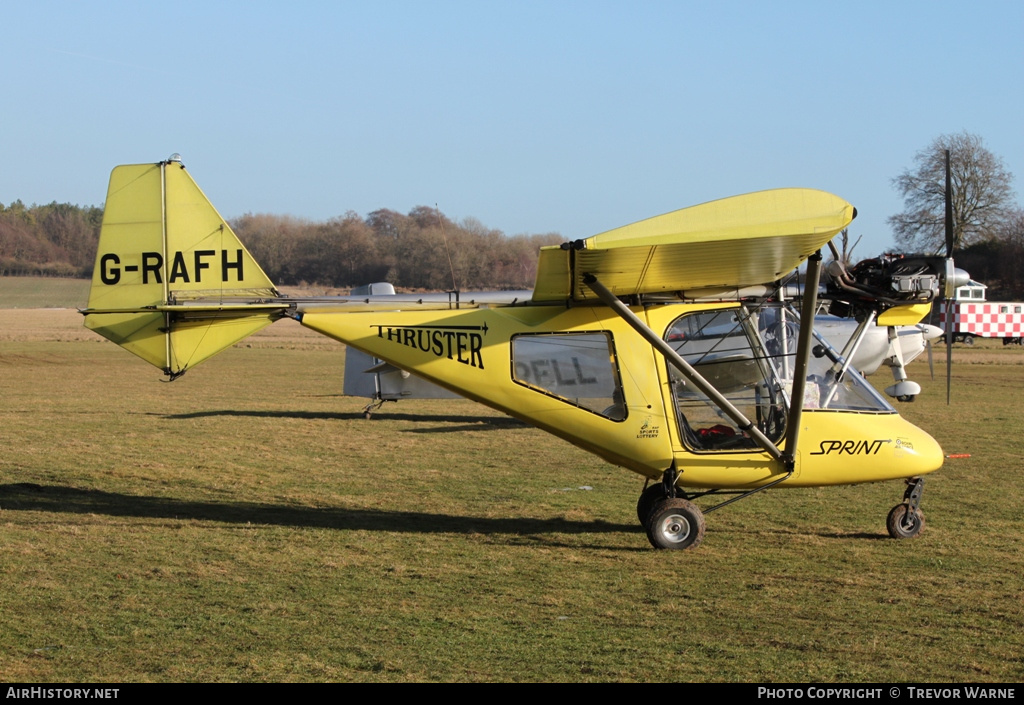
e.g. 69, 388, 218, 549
886, 477, 925, 539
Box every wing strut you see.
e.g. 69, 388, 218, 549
834, 311, 877, 373
581, 273, 784, 463
781, 252, 823, 470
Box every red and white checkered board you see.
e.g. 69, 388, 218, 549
940, 303, 1024, 337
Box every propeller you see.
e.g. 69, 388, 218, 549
927, 333, 935, 380
920, 322, 942, 380
943, 149, 954, 404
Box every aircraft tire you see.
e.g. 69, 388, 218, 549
645, 498, 705, 550
886, 504, 925, 539
636, 483, 668, 525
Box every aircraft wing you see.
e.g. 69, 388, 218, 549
532, 188, 855, 302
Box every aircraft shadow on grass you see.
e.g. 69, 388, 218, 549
0, 483, 885, 543
0, 483, 634, 546
156, 409, 526, 433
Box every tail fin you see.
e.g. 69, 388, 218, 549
82, 158, 288, 378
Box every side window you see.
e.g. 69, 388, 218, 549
664, 309, 785, 450
511, 332, 625, 420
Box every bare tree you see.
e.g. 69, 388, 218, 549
830, 227, 862, 265
888, 131, 1015, 253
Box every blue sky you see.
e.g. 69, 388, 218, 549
2, 1, 1021, 259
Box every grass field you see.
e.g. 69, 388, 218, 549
0, 277, 91, 309
1, 279, 1023, 682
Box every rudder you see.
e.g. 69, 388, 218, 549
82, 158, 287, 377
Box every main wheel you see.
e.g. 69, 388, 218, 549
963, 334, 975, 346
645, 498, 705, 550
886, 504, 925, 539
636, 483, 668, 525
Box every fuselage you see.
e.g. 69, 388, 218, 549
299, 299, 944, 489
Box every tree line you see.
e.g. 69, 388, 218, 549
232, 208, 561, 290
955, 210, 1024, 301
0, 201, 561, 290
0, 200, 103, 277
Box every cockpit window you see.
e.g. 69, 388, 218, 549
664, 309, 786, 451
511, 332, 626, 420
663, 304, 894, 452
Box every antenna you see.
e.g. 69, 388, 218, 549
436, 204, 459, 292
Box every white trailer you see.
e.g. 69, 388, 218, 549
939, 280, 1024, 345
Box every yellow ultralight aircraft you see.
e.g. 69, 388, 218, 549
81, 157, 953, 550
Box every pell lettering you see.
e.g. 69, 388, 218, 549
573, 357, 598, 384
552, 360, 577, 385
530, 359, 552, 385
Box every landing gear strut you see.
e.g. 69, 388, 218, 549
887, 477, 925, 539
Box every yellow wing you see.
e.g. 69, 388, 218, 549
532, 188, 856, 302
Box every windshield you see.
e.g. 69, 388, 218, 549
662, 303, 894, 452
755, 303, 894, 413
